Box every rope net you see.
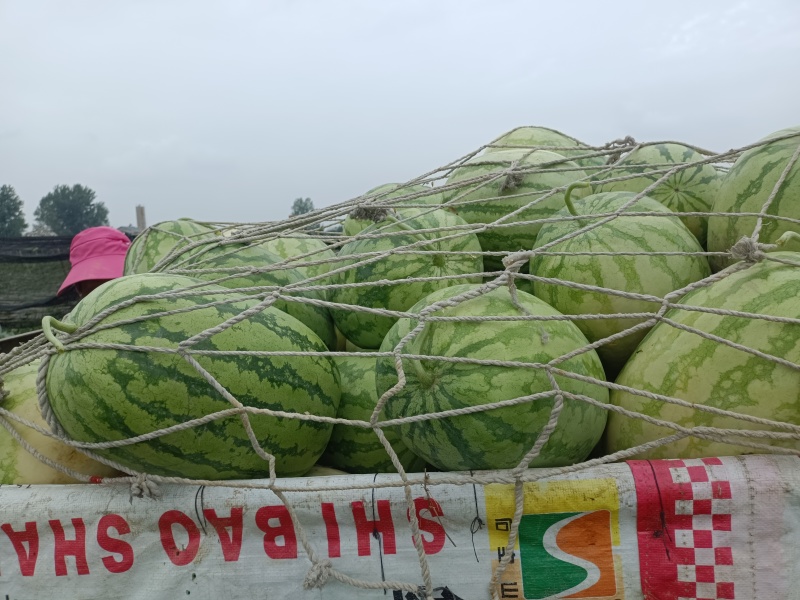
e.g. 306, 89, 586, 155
1, 125, 799, 598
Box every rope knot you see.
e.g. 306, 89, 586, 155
602, 135, 637, 164
500, 160, 524, 192
130, 474, 162, 501
501, 250, 530, 271
602, 135, 636, 151
303, 559, 333, 589
729, 236, 769, 263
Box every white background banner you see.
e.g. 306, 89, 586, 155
0, 455, 797, 599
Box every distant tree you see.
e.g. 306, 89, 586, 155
290, 197, 314, 217
26, 222, 56, 237
0, 185, 27, 236
34, 184, 109, 236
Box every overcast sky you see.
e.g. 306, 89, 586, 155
2, 0, 799, 228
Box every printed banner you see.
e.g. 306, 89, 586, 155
0, 455, 797, 599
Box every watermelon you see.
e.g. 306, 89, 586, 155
305, 465, 349, 477
0, 360, 122, 484
484, 126, 606, 169
344, 337, 367, 352
46, 273, 340, 480
592, 143, 722, 248
327, 207, 483, 349
259, 232, 339, 282
443, 148, 589, 271
343, 183, 444, 237
605, 251, 800, 459
124, 218, 216, 274
707, 126, 800, 271
166, 241, 337, 350
531, 189, 711, 377
376, 284, 609, 471
320, 355, 426, 474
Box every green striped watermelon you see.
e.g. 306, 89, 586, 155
343, 183, 444, 237
707, 126, 800, 271
320, 355, 426, 473
259, 232, 339, 282
592, 143, 722, 248
375, 284, 609, 471
0, 360, 122, 484
328, 207, 483, 349
166, 241, 337, 350
484, 126, 606, 170
47, 273, 340, 480
605, 251, 800, 459
531, 190, 711, 377
444, 148, 589, 271
124, 218, 216, 274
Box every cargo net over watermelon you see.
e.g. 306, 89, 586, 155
1, 125, 800, 596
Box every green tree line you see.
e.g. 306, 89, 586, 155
2, 188, 318, 238
0, 184, 109, 237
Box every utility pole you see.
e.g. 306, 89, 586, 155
135, 205, 146, 232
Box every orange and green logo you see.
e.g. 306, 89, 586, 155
485, 479, 622, 599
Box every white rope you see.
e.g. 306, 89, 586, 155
2, 127, 799, 596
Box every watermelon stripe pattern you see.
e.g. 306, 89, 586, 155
708, 126, 800, 271
161, 241, 338, 350
605, 252, 800, 459
320, 355, 426, 473
259, 233, 339, 282
592, 142, 722, 248
484, 125, 607, 169
376, 284, 609, 472
531, 191, 711, 377
46, 273, 340, 480
443, 148, 589, 271
343, 183, 445, 237
123, 218, 216, 274
328, 207, 483, 349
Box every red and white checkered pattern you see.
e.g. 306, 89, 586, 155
668, 457, 735, 600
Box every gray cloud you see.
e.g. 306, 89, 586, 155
2, 0, 799, 228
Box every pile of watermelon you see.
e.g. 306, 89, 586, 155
1, 124, 798, 484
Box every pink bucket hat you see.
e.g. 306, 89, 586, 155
58, 226, 132, 295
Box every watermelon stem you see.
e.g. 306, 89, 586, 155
564, 182, 591, 217
775, 230, 800, 248
383, 213, 418, 233
41, 316, 78, 353
411, 355, 434, 387
349, 206, 391, 223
